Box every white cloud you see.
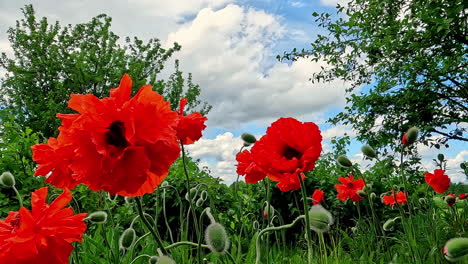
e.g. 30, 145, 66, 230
165, 4, 349, 129
320, 0, 349, 7
322, 125, 357, 140
185, 132, 244, 184
289, 1, 305, 8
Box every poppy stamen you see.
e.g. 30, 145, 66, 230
106, 121, 128, 148
283, 145, 302, 160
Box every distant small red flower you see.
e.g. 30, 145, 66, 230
0, 187, 87, 264
446, 193, 456, 207
425, 169, 450, 193
32, 74, 182, 196
236, 118, 322, 192
334, 174, 365, 202
312, 189, 325, 205
402, 133, 409, 145
382, 190, 407, 207
459, 193, 467, 200
175, 98, 207, 145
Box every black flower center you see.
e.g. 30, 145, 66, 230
283, 145, 302, 160
106, 121, 128, 148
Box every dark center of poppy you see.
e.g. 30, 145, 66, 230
346, 182, 354, 188
283, 145, 302, 160
10, 214, 20, 227
106, 121, 128, 148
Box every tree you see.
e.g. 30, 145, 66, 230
284, 0, 467, 150
0, 5, 211, 138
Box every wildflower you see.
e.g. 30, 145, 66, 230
32, 74, 184, 196
445, 193, 456, 207
458, 193, 467, 200
382, 190, 407, 207
443, 238, 468, 262
175, 98, 207, 145
334, 174, 365, 202
311, 189, 325, 205
0, 187, 87, 263
425, 169, 450, 193
236, 118, 322, 191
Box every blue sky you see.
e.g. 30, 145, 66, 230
0, 0, 466, 184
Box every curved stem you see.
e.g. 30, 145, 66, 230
255, 215, 305, 264
12, 186, 23, 208
165, 241, 210, 250
298, 174, 313, 264
129, 254, 150, 264
135, 197, 168, 255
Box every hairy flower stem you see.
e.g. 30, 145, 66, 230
12, 186, 23, 208
165, 241, 210, 250
298, 174, 313, 264
318, 232, 328, 264
180, 141, 201, 256
135, 197, 168, 255
255, 215, 305, 264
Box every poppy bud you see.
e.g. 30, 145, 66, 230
0, 171, 15, 188
404, 127, 419, 145
308, 205, 334, 233
185, 187, 198, 202
87, 211, 108, 224
383, 218, 395, 231
153, 256, 176, 264
444, 195, 456, 207
205, 222, 229, 254
337, 155, 353, 168
443, 237, 468, 262
263, 203, 275, 219
196, 197, 205, 207
119, 228, 136, 249
241, 133, 256, 146
361, 145, 377, 159
201, 190, 208, 201
161, 181, 169, 187
437, 154, 444, 162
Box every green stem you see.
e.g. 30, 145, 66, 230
255, 215, 305, 264
12, 186, 23, 208
298, 174, 313, 264
165, 241, 210, 250
135, 197, 168, 255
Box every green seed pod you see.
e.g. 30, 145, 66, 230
205, 222, 229, 254
196, 197, 204, 207
87, 211, 108, 224
308, 205, 334, 233
437, 154, 445, 162
337, 155, 352, 168
119, 228, 136, 249
361, 145, 377, 159
383, 218, 395, 231
155, 256, 176, 264
444, 237, 468, 262
0, 171, 15, 188
405, 127, 419, 145
241, 133, 256, 146
200, 190, 208, 201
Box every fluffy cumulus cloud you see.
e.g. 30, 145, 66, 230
185, 132, 244, 184
320, 0, 349, 7
165, 4, 349, 128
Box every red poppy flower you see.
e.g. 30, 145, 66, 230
0, 187, 87, 264
334, 174, 365, 202
425, 169, 450, 194
459, 193, 467, 200
32, 74, 182, 196
175, 98, 207, 145
445, 193, 456, 207
382, 190, 407, 207
236, 118, 322, 191
312, 189, 325, 205
402, 133, 408, 145
235, 150, 266, 184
